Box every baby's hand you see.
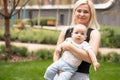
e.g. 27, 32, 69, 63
55, 45, 62, 54
93, 62, 100, 71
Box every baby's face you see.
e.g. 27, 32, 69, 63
72, 24, 87, 44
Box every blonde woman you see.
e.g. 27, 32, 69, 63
53, 0, 100, 80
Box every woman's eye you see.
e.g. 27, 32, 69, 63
83, 10, 89, 13
77, 10, 81, 13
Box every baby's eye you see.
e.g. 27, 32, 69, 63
81, 33, 84, 35
75, 32, 79, 34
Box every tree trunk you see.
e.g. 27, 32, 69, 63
4, 18, 11, 59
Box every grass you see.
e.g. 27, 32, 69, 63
90, 62, 120, 80
0, 59, 52, 80
0, 60, 120, 80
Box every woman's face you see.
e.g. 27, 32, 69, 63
74, 4, 91, 26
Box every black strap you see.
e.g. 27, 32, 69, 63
64, 27, 73, 40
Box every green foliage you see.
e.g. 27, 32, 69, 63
0, 45, 28, 57
10, 28, 60, 44
10, 29, 20, 40
0, 30, 4, 40
11, 45, 28, 57
100, 26, 120, 48
97, 52, 120, 63
18, 29, 35, 42
32, 17, 56, 26
0, 45, 54, 61
0, 45, 8, 61
40, 30, 59, 44
110, 34, 120, 48
100, 27, 114, 47
33, 49, 54, 60
0, 45, 6, 53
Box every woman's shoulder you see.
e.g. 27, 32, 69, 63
88, 28, 100, 34
91, 29, 100, 35
61, 26, 73, 35
59, 26, 73, 40
61, 26, 71, 32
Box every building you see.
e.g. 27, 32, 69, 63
0, 0, 119, 27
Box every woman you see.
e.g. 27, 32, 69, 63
54, 0, 100, 80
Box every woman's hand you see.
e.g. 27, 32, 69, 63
60, 41, 72, 51
55, 44, 62, 54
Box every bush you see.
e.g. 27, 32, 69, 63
97, 52, 120, 63
0, 45, 28, 57
108, 52, 120, 63
0, 45, 6, 53
110, 35, 120, 48
10, 28, 60, 44
0, 30, 4, 40
11, 45, 28, 57
101, 27, 114, 47
33, 49, 54, 60
32, 17, 56, 26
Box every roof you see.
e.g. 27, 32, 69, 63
1, 0, 115, 10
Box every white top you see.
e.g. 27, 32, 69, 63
61, 38, 91, 67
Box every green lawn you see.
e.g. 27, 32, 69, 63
90, 62, 120, 80
0, 59, 120, 80
0, 60, 52, 80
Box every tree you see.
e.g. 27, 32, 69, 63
0, 0, 30, 59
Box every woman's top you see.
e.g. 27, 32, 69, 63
65, 27, 93, 74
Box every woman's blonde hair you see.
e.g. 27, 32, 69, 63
71, 0, 100, 30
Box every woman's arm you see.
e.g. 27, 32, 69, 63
61, 29, 101, 63
89, 29, 101, 55
53, 28, 68, 62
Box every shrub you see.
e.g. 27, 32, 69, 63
0, 45, 28, 57
110, 35, 120, 48
16, 28, 59, 44
0, 45, 6, 53
32, 17, 56, 26
19, 47, 28, 57
10, 29, 20, 40
33, 49, 54, 60
97, 52, 120, 63
107, 52, 120, 63
100, 27, 115, 47
11, 45, 28, 57
0, 30, 4, 40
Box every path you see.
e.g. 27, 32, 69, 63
0, 41, 56, 52
0, 41, 120, 55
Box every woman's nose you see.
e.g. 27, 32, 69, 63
80, 12, 84, 16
